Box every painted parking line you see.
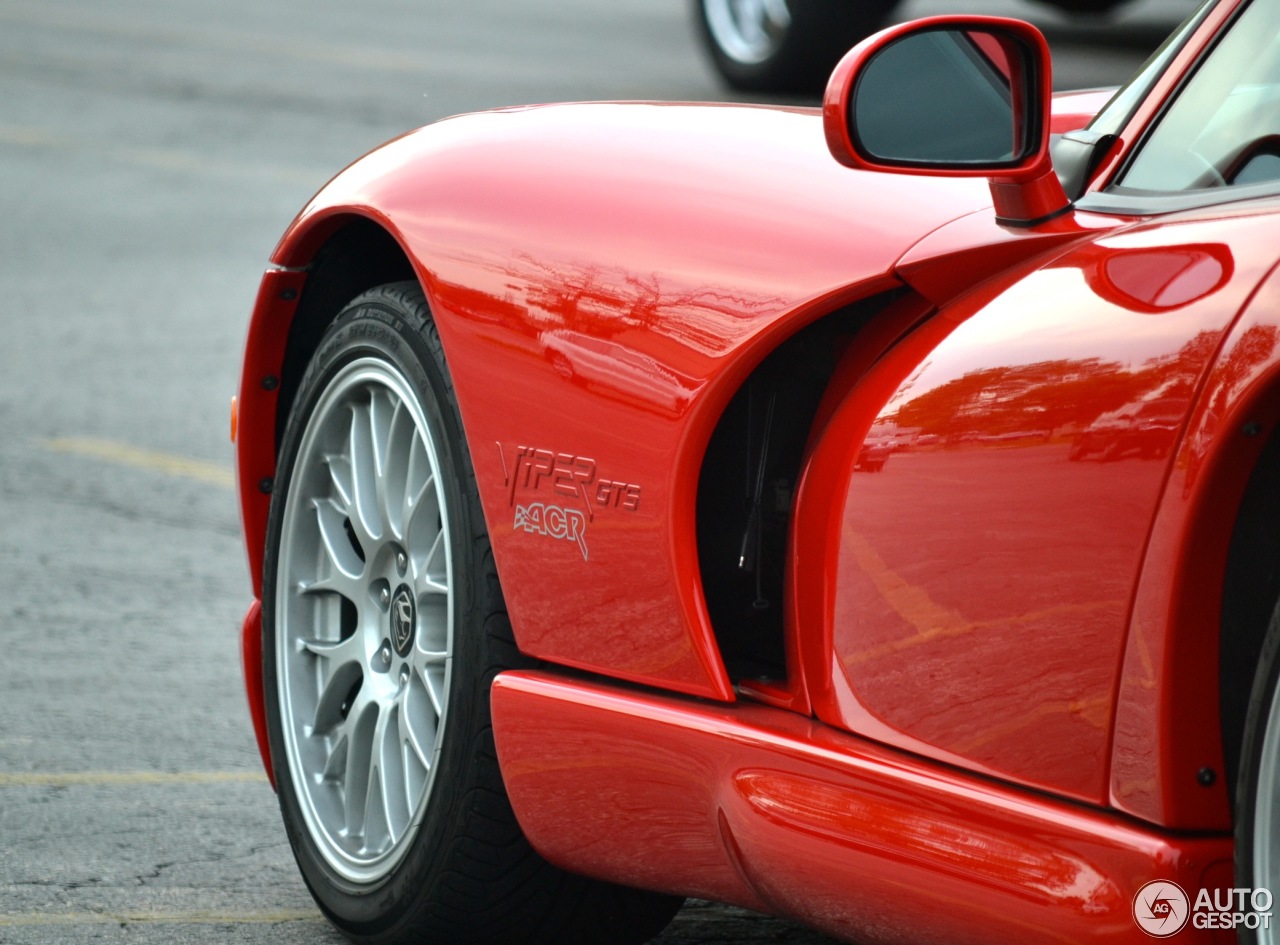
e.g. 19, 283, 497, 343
0, 771, 291, 928
0, 771, 287, 926
43, 437, 234, 488
0, 2, 438, 76
0, 911, 318, 927
0, 124, 323, 187
0, 770, 266, 787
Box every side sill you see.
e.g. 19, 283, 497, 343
491, 671, 1232, 945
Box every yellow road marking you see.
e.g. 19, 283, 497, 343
841, 529, 1120, 741
0, 771, 266, 787
0, 125, 322, 187
43, 438, 234, 488
0, 911, 317, 927
844, 529, 1122, 666
0, 4, 433, 74
953, 694, 1113, 754
844, 530, 970, 645
0, 771, 292, 928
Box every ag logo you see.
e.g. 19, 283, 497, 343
1133, 880, 1189, 937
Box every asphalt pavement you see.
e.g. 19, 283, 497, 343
0, 0, 1195, 942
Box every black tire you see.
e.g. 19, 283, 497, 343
1236, 599, 1280, 943
693, 0, 899, 94
263, 281, 682, 945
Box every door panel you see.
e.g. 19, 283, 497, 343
812, 212, 1278, 803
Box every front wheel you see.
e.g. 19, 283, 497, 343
1236, 601, 1280, 944
693, 0, 899, 94
263, 281, 681, 944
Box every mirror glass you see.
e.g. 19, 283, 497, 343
851, 29, 1026, 166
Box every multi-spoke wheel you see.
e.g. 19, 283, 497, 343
275, 347, 452, 883
692, 0, 898, 94
263, 281, 682, 945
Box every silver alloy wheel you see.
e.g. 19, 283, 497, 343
702, 0, 792, 65
275, 356, 453, 884
1256, 681, 1280, 945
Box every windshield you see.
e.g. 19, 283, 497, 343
1087, 0, 1217, 139
1118, 0, 1280, 191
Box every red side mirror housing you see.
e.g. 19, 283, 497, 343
824, 16, 1070, 227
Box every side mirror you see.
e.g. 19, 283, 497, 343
824, 17, 1069, 227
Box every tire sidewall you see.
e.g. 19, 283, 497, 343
1236, 604, 1280, 943
693, 0, 897, 92
263, 291, 490, 937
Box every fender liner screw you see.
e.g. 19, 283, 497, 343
259, 477, 274, 494
1197, 767, 1216, 787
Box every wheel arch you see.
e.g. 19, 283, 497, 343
1221, 417, 1280, 810
238, 212, 419, 597
273, 218, 418, 451
238, 99, 998, 713
236, 214, 422, 787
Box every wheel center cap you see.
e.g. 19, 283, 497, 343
389, 584, 415, 658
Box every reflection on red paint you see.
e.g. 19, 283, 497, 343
1068, 396, 1189, 463
826, 233, 1252, 803
734, 768, 1115, 905
1085, 244, 1233, 313
540, 329, 699, 416
493, 670, 1234, 945
257, 102, 997, 701
1112, 269, 1280, 829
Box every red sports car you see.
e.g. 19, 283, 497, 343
235, 2, 1280, 942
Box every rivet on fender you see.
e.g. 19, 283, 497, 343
259, 477, 274, 494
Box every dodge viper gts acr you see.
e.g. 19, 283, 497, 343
236, 2, 1280, 943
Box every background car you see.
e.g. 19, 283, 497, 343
1069, 396, 1190, 460
693, 0, 1134, 91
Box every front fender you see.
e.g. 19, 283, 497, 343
249, 101, 992, 699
